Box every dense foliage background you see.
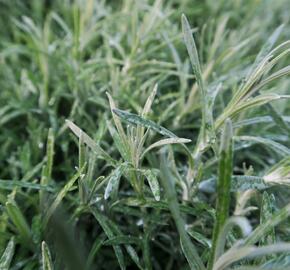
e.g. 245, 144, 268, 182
0, 0, 290, 269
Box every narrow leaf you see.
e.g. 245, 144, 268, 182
42, 128, 54, 183
214, 243, 290, 270
209, 119, 233, 269
40, 129, 55, 207
142, 83, 158, 117
260, 192, 276, 246
181, 14, 203, 92
106, 92, 129, 151
44, 165, 86, 226
107, 121, 130, 162
247, 24, 284, 78
95, 209, 143, 269
186, 229, 211, 248
104, 166, 124, 200
78, 130, 85, 170
141, 137, 191, 159
104, 236, 140, 246
232, 176, 268, 191
264, 156, 290, 185
0, 180, 54, 192
160, 153, 205, 270
90, 208, 126, 270
182, 14, 214, 143
0, 237, 15, 270
66, 120, 114, 164
85, 234, 106, 270
6, 200, 32, 246
214, 217, 252, 262
143, 169, 160, 201
42, 241, 54, 270
113, 109, 177, 138
235, 136, 290, 156
244, 202, 290, 246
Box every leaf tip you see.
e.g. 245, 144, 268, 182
181, 13, 186, 21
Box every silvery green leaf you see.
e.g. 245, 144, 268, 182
142, 83, 158, 117
235, 135, 290, 156
104, 165, 124, 200
66, 120, 115, 164
260, 192, 276, 246
143, 169, 160, 201
113, 108, 177, 138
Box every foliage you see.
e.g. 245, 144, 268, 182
0, 0, 290, 269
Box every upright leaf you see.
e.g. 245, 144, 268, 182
107, 121, 130, 162
6, 199, 32, 247
90, 208, 126, 270
40, 128, 55, 207
209, 119, 233, 269
182, 14, 214, 145
247, 24, 284, 78
42, 241, 54, 270
250, 30, 290, 133
42, 128, 54, 184
141, 83, 158, 117
66, 120, 115, 164
260, 192, 276, 246
106, 92, 130, 155
181, 14, 203, 94
160, 153, 205, 270
78, 131, 87, 203
0, 237, 15, 270
44, 165, 86, 226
